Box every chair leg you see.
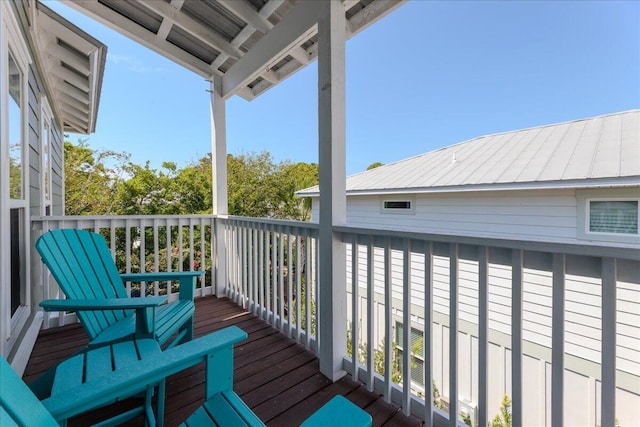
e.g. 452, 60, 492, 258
156, 379, 166, 427
180, 317, 194, 345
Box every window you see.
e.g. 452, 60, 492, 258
41, 98, 53, 215
395, 323, 425, 387
577, 189, 640, 244
8, 50, 23, 200
381, 197, 415, 214
589, 201, 638, 234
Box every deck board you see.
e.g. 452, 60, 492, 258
24, 296, 427, 427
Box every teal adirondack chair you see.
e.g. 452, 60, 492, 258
2, 326, 371, 427
1, 326, 253, 427
33, 229, 203, 398
36, 229, 203, 348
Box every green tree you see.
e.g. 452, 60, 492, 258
366, 161, 384, 170
273, 161, 318, 221
491, 395, 512, 427
64, 140, 130, 215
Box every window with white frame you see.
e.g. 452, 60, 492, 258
2, 1, 31, 333
41, 98, 53, 215
577, 189, 640, 244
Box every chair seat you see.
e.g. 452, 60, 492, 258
300, 395, 372, 427
91, 299, 194, 346
181, 391, 265, 427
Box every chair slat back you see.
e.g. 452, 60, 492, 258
0, 358, 59, 427
36, 229, 130, 340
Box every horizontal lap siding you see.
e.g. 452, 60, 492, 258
28, 66, 41, 211
345, 246, 639, 376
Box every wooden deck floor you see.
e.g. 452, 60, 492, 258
24, 296, 424, 427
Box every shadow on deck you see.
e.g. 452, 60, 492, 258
24, 296, 425, 427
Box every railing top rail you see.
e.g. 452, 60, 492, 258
223, 215, 320, 231
335, 225, 640, 261
32, 214, 215, 221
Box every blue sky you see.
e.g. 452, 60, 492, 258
46, 1, 639, 175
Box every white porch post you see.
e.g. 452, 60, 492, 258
210, 76, 227, 297
317, 0, 347, 381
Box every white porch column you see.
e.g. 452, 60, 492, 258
210, 76, 227, 297
317, 0, 347, 382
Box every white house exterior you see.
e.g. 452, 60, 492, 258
300, 110, 640, 426
0, 1, 106, 374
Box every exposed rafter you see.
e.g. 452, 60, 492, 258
61, 0, 406, 100
138, 0, 242, 60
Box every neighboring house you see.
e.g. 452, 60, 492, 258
299, 110, 640, 425
0, 1, 106, 374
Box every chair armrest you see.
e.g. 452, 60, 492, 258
42, 326, 247, 423
121, 271, 204, 301
39, 297, 167, 312
40, 297, 167, 338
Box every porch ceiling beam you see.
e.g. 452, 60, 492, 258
155, 0, 185, 40
61, 0, 215, 78
218, 0, 273, 35
347, 0, 406, 36
138, 0, 243, 60
222, 0, 321, 98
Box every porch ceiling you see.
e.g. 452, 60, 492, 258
35, 3, 107, 134
60, 0, 405, 101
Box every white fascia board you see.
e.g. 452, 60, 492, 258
297, 176, 640, 198
222, 0, 321, 99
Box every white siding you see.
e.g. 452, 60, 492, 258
313, 189, 590, 245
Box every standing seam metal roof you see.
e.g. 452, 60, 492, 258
298, 110, 640, 195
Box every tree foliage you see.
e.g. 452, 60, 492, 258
64, 140, 130, 215
64, 141, 317, 220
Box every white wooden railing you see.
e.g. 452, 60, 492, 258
220, 217, 320, 351
336, 225, 639, 427
31, 215, 217, 328
31, 215, 639, 427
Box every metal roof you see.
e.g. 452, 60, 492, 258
299, 110, 640, 196
35, 3, 107, 134
60, 0, 405, 101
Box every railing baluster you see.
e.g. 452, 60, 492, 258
253, 226, 258, 314
402, 239, 411, 415
242, 226, 248, 308
512, 249, 523, 427
167, 222, 173, 298
287, 231, 294, 338
449, 243, 459, 427
264, 226, 270, 322
424, 241, 434, 427
125, 220, 131, 296
178, 222, 184, 273
601, 257, 617, 427
384, 238, 392, 402
551, 253, 565, 427
272, 228, 277, 326
478, 246, 489, 427
140, 221, 146, 297
153, 219, 159, 295
259, 226, 265, 318
366, 237, 374, 392
296, 232, 302, 343
279, 230, 285, 333
305, 230, 312, 350
351, 237, 359, 381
